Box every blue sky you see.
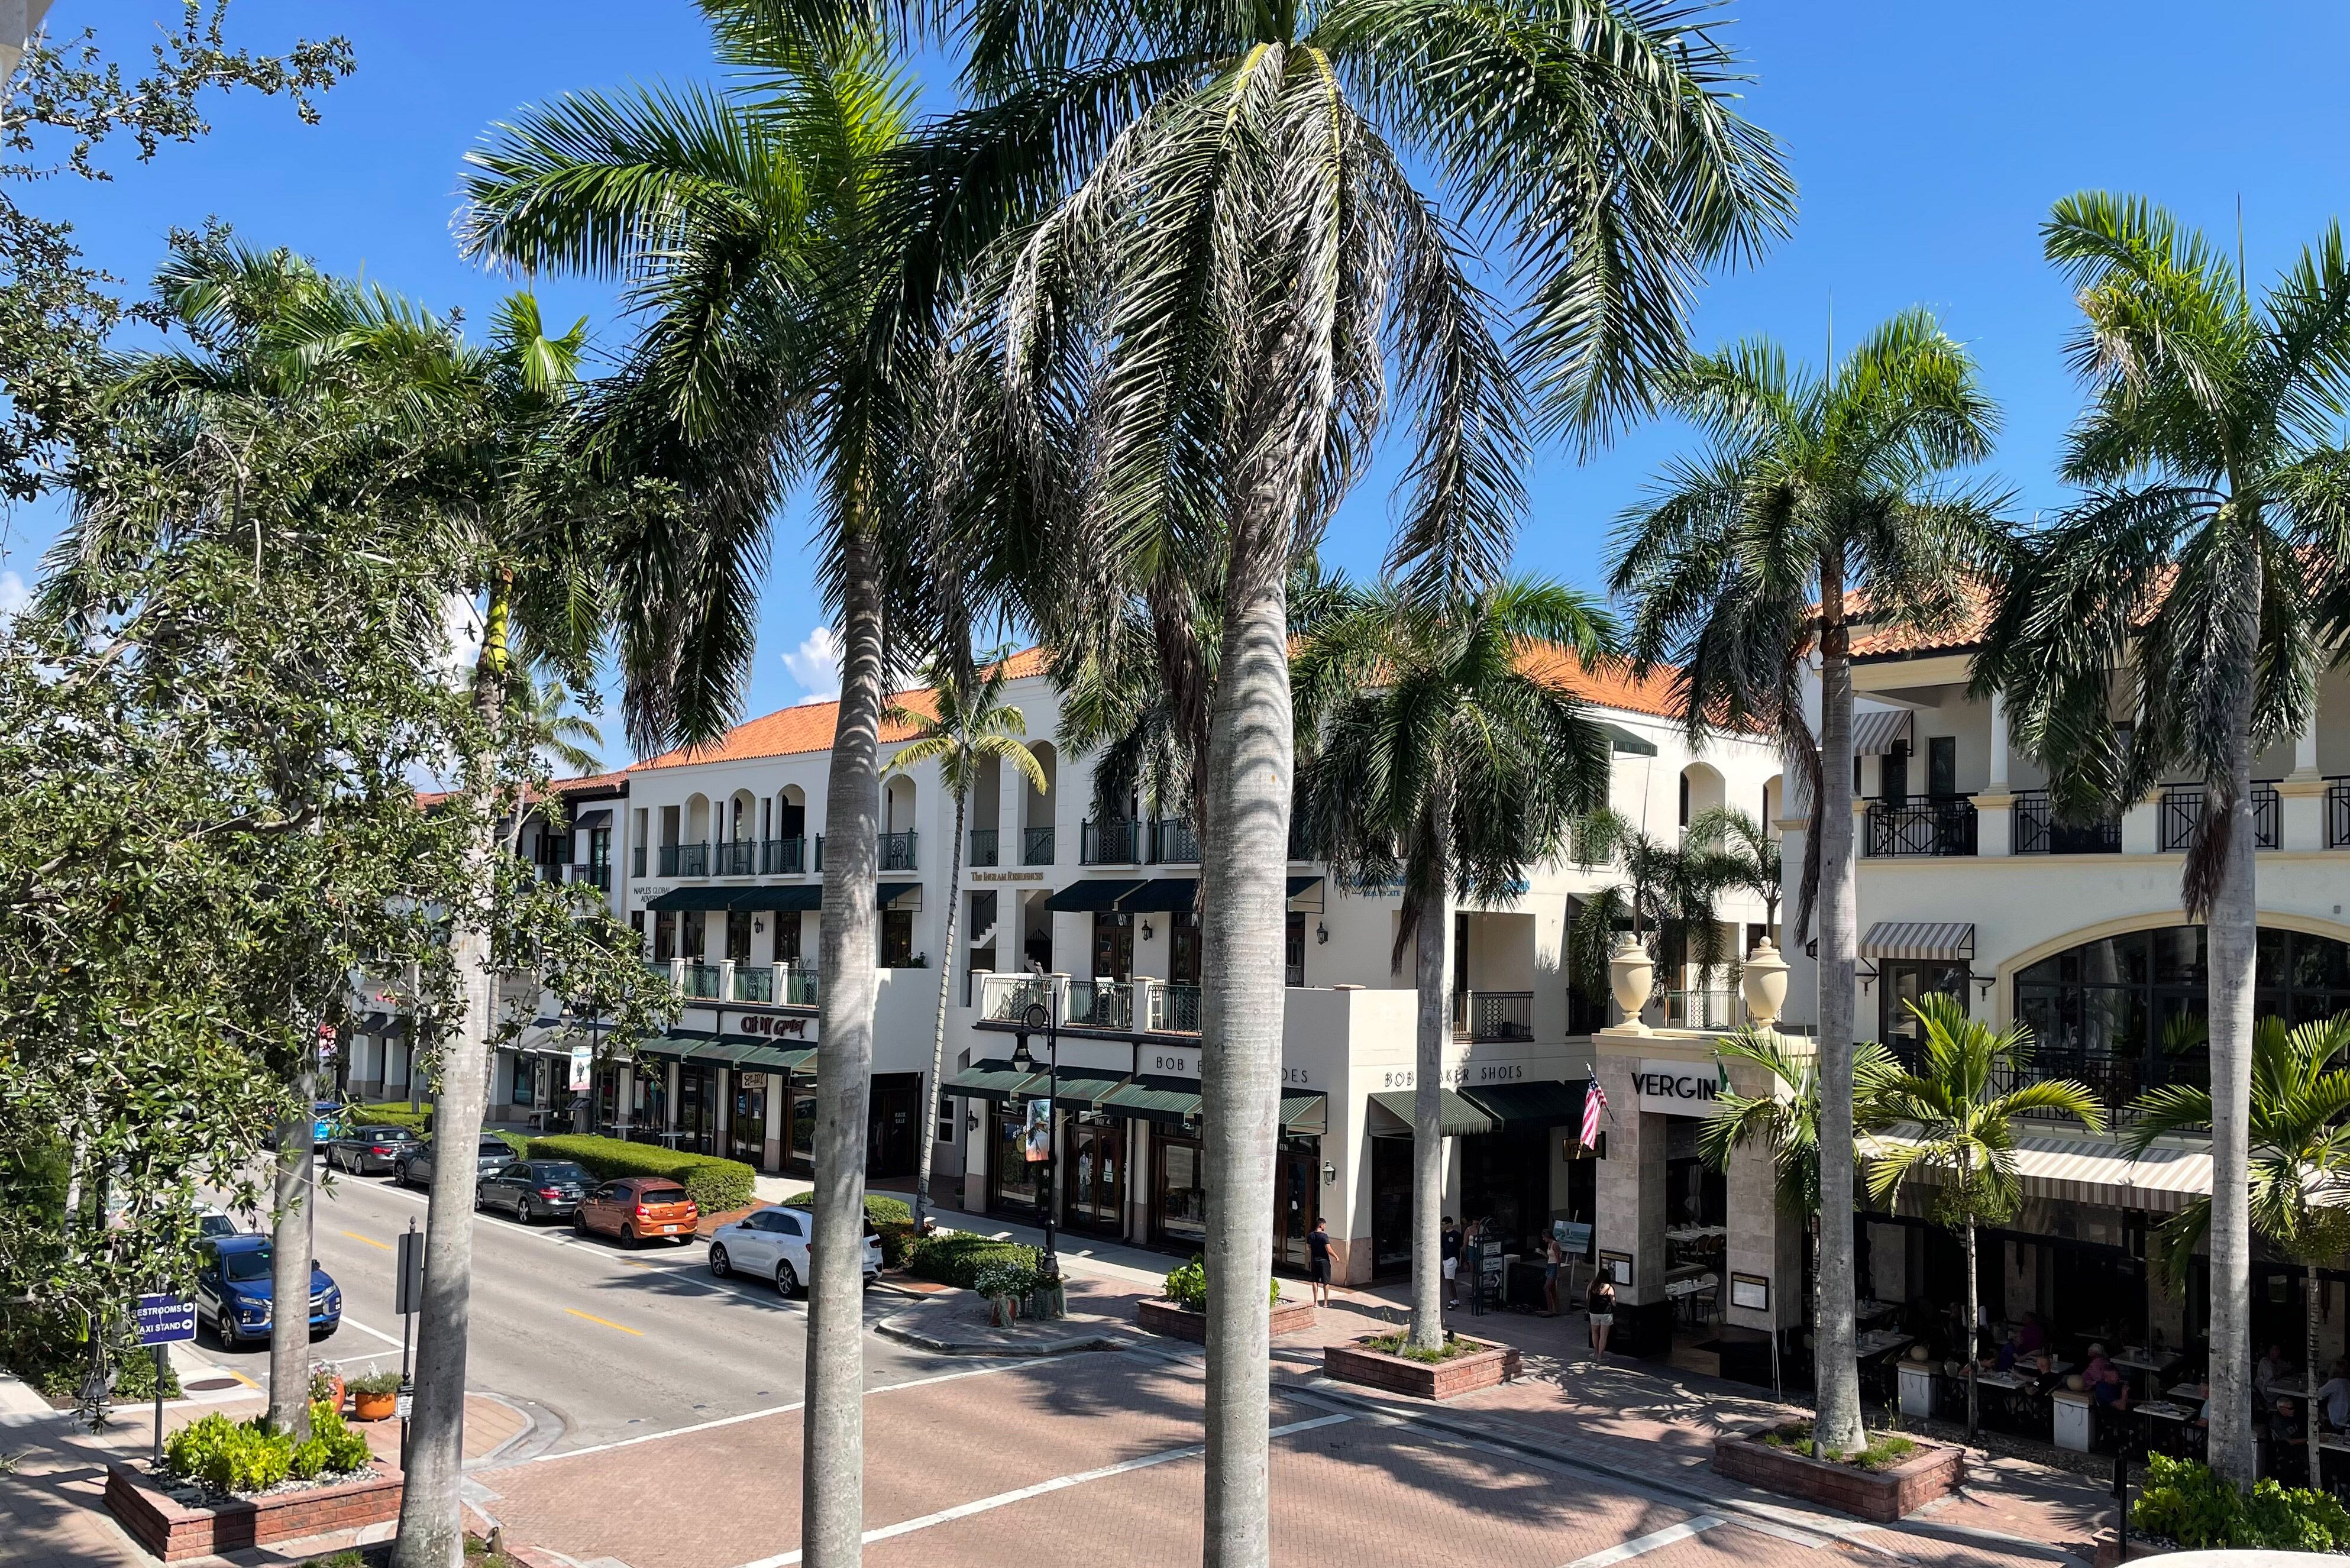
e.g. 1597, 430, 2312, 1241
8, 1, 2350, 758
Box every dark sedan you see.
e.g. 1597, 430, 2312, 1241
324, 1124, 418, 1175
475, 1159, 591, 1223
395, 1134, 515, 1190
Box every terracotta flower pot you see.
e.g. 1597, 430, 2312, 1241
351, 1389, 396, 1422
313, 1377, 345, 1412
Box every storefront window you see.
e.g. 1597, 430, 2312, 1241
1284, 913, 1305, 987
681, 910, 707, 962
1153, 1134, 1207, 1245
789, 1078, 817, 1170
993, 1108, 1045, 1212
512, 1055, 535, 1106
654, 910, 677, 961
731, 1072, 767, 1167
1880, 959, 1968, 1054
728, 909, 754, 964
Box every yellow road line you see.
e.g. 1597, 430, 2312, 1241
564, 1307, 642, 1337
341, 1230, 392, 1251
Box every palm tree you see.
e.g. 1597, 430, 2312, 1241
1690, 805, 1781, 936
1567, 807, 1735, 1025
457, 12, 1016, 1560
1294, 577, 1615, 1350
1864, 995, 2104, 1444
2126, 1014, 2350, 1482
882, 649, 1047, 1236
513, 673, 606, 779
1698, 1027, 1896, 1411
1610, 311, 2003, 1455
1975, 196, 2350, 1485
951, 4, 1792, 1541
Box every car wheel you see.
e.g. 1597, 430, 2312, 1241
473, 1186, 486, 1212
775, 1260, 800, 1298
571, 1211, 588, 1237
709, 1244, 732, 1279
515, 1195, 534, 1224
620, 1225, 639, 1250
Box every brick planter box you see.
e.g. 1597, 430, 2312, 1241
1711, 1429, 1964, 1522
104, 1459, 402, 1561
1136, 1298, 1318, 1343
1323, 1336, 1520, 1401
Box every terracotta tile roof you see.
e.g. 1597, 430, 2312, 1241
413, 769, 631, 811
639, 647, 1051, 770
1846, 580, 1996, 659
1509, 644, 1693, 722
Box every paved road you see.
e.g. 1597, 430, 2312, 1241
192, 1163, 956, 1454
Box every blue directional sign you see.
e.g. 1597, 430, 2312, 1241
133, 1294, 196, 1346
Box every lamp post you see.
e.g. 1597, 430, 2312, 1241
1009, 987, 1062, 1282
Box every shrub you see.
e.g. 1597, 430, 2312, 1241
163, 1406, 371, 1495
904, 1231, 1037, 1290
972, 1253, 1043, 1300
1361, 1330, 1486, 1365
2134, 1453, 2350, 1551
346, 1369, 402, 1397
781, 1191, 916, 1265
355, 1101, 433, 1134
1161, 1256, 1279, 1311
521, 1134, 755, 1214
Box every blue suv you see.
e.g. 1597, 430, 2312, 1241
196, 1235, 342, 1349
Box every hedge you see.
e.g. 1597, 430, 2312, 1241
904, 1231, 1039, 1290
781, 1191, 914, 1266
353, 1101, 432, 1133
521, 1134, 756, 1214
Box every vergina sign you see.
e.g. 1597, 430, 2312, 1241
1634, 1058, 1722, 1117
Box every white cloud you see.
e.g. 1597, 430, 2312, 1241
781, 626, 843, 703
0, 571, 28, 624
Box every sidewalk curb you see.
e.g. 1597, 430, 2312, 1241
1282, 1375, 2089, 1568
872, 1311, 1133, 1357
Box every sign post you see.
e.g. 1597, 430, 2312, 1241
394, 1217, 422, 1468
132, 1294, 196, 1465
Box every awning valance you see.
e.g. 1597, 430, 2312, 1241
1121, 878, 1199, 914
1853, 708, 1915, 757
1462, 1079, 1586, 1128
568, 807, 613, 833
1100, 1075, 1203, 1124
1286, 875, 1325, 910
943, 1061, 1127, 1105
1046, 879, 1145, 913
735, 884, 823, 912
1861, 920, 1975, 961
877, 881, 922, 910
1279, 1091, 1327, 1135
1370, 1088, 1494, 1138
646, 885, 742, 912
1599, 722, 1659, 757
1866, 1128, 2210, 1215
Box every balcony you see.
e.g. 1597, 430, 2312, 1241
1454, 990, 1534, 1042
980, 974, 1052, 1024
781, 965, 819, 1007
714, 840, 757, 877
1023, 826, 1056, 865
762, 836, 808, 874
1663, 989, 1742, 1030
878, 831, 919, 872
1081, 818, 1144, 865
1149, 817, 1200, 864
659, 842, 712, 878
732, 965, 773, 1003
1149, 981, 1201, 1033
567, 863, 611, 892
682, 962, 722, 1000
1885, 1043, 2204, 1129
2012, 791, 2121, 855
969, 827, 998, 868
1067, 979, 1134, 1030
1864, 796, 1977, 858
631, 844, 647, 878
2332, 779, 2350, 849
2160, 781, 2281, 852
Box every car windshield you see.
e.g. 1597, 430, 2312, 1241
220, 1249, 271, 1282
639, 1188, 690, 1207
198, 1214, 237, 1238
477, 1140, 509, 1154
534, 1164, 587, 1183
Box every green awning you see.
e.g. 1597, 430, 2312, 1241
646, 886, 745, 911
1286, 875, 1324, 909
728, 1045, 817, 1074
1371, 1088, 1494, 1137
1461, 1079, 1585, 1129
1120, 878, 1199, 914
1046, 878, 1145, 913
878, 881, 922, 909
1029, 1066, 1131, 1107
1279, 1091, 1327, 1134
735, 884, 823, 911
1100, 1075, 1204, 1124
1600, 722, 1657, 756
943, 1059, 1052, 1101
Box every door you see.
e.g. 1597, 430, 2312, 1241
678, 1066, 715, 1155
730, 1072, 768, 1168
1275, 1137, 1320, 1272
1928, 735, 1957, 798
1169, 911, 1200, 985
868, 1076, 919, 1176
1063, 1117, 1126, 1236
1092, 911, 1134, 981
1152, 1133, 1207, 1247
1370, 1135, 1413, 1279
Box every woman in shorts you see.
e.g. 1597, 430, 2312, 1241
1588, 1269, 1616, 1354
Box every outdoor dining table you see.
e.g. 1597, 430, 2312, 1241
1854, 1330, 1913, 1359
2169, 1383, 2206, 1403
2137, 1399, 2196, 1456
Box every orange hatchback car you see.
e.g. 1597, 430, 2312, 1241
572, 1177, 699, 1247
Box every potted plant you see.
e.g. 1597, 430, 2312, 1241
308, 1361, 346, 1414
346, 1370, 400, 1422
972, 1256, 1037, 1328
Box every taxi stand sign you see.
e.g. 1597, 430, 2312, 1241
132, 1293, 195, 1463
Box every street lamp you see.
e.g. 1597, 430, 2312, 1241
1008, 991, 1061, 1282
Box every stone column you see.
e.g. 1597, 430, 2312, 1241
2281, 709, 2329, 850
1592, 1052, 1669, 1353
1975, 690, 2014, 857
962, 1097, 990, 1214
1722, 1048, 1806, 1345
763, 1079, 784, 1173
2121, 796, 2160, 855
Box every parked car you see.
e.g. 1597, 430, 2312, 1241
706, 1205, 882, 1297
324, 1124, 418, 1175
196, 1205, 247, 1241
194, 1235, 340, 1349
395, 1134, 514, 1190
476, 1160, 590, 1224
312, 1101, 348, 1146
571, 1177, 698, 1247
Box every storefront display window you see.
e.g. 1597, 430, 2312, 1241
789, 1076, 816, 1171
992, 1108, 1045, 1213
1153, 1134, 1207, 1246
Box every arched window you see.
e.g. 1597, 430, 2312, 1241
2013, 925, 2350, 1098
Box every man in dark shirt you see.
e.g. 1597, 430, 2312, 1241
1305, 1217, 1334, 1305
1440, 1217, 1462, 1308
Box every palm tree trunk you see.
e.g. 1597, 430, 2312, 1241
2308, 1263, 2323, 1488
1409, 817, 1452, 1352
393, 587, 510, 1568
1812, 562, 1865, 1458
268, 1056, 319, 1438
2206, 696, 2260, 1487
1198, 544, 1291, 1568
917, 786, 967, 1236
804, 525, 885, 1568
1963, 1219, 1979, 1446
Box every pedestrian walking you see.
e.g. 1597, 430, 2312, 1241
1541, 1229, 1563, 1317
1306, 1216, 1334, 1306
1440, 1217, 1461, 1309
1587, 1269, 1616, 1355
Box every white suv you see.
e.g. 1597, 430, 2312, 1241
706, 1207, 881, 1297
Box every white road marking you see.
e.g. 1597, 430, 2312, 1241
335, 1312, 406, 1349
508, 1358, 1039, 1466
1558, 1515, 1726, 1568
730, 1414, 1354, 1568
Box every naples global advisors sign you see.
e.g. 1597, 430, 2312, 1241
1634, 1059, 1722, 1118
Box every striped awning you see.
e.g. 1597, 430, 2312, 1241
1370, 1088, 1494, 1138
1852, 708, 1915, 756
1860, 920, 1975, 961
1867, 1129, 2211, 1215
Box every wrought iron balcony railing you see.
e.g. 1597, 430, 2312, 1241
1863, 796, 1977, 858
2012, 792, 2121, 855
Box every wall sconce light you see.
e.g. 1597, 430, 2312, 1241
1315, 923, 1329, 945
755, 917, 767, 933
1321, 1160, 1336, 1185
965, 1111, 980, 1133
1141, 920, 1155, 941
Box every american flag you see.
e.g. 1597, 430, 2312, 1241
1579, 1077, 1608, 1150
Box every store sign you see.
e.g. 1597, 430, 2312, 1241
1146, 1050, 1198, 1078
971, 869, 1045, 883
739, 1072, 767, 1090
1634, 1059, 1721, 1117
737, 1013, 810, 1039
